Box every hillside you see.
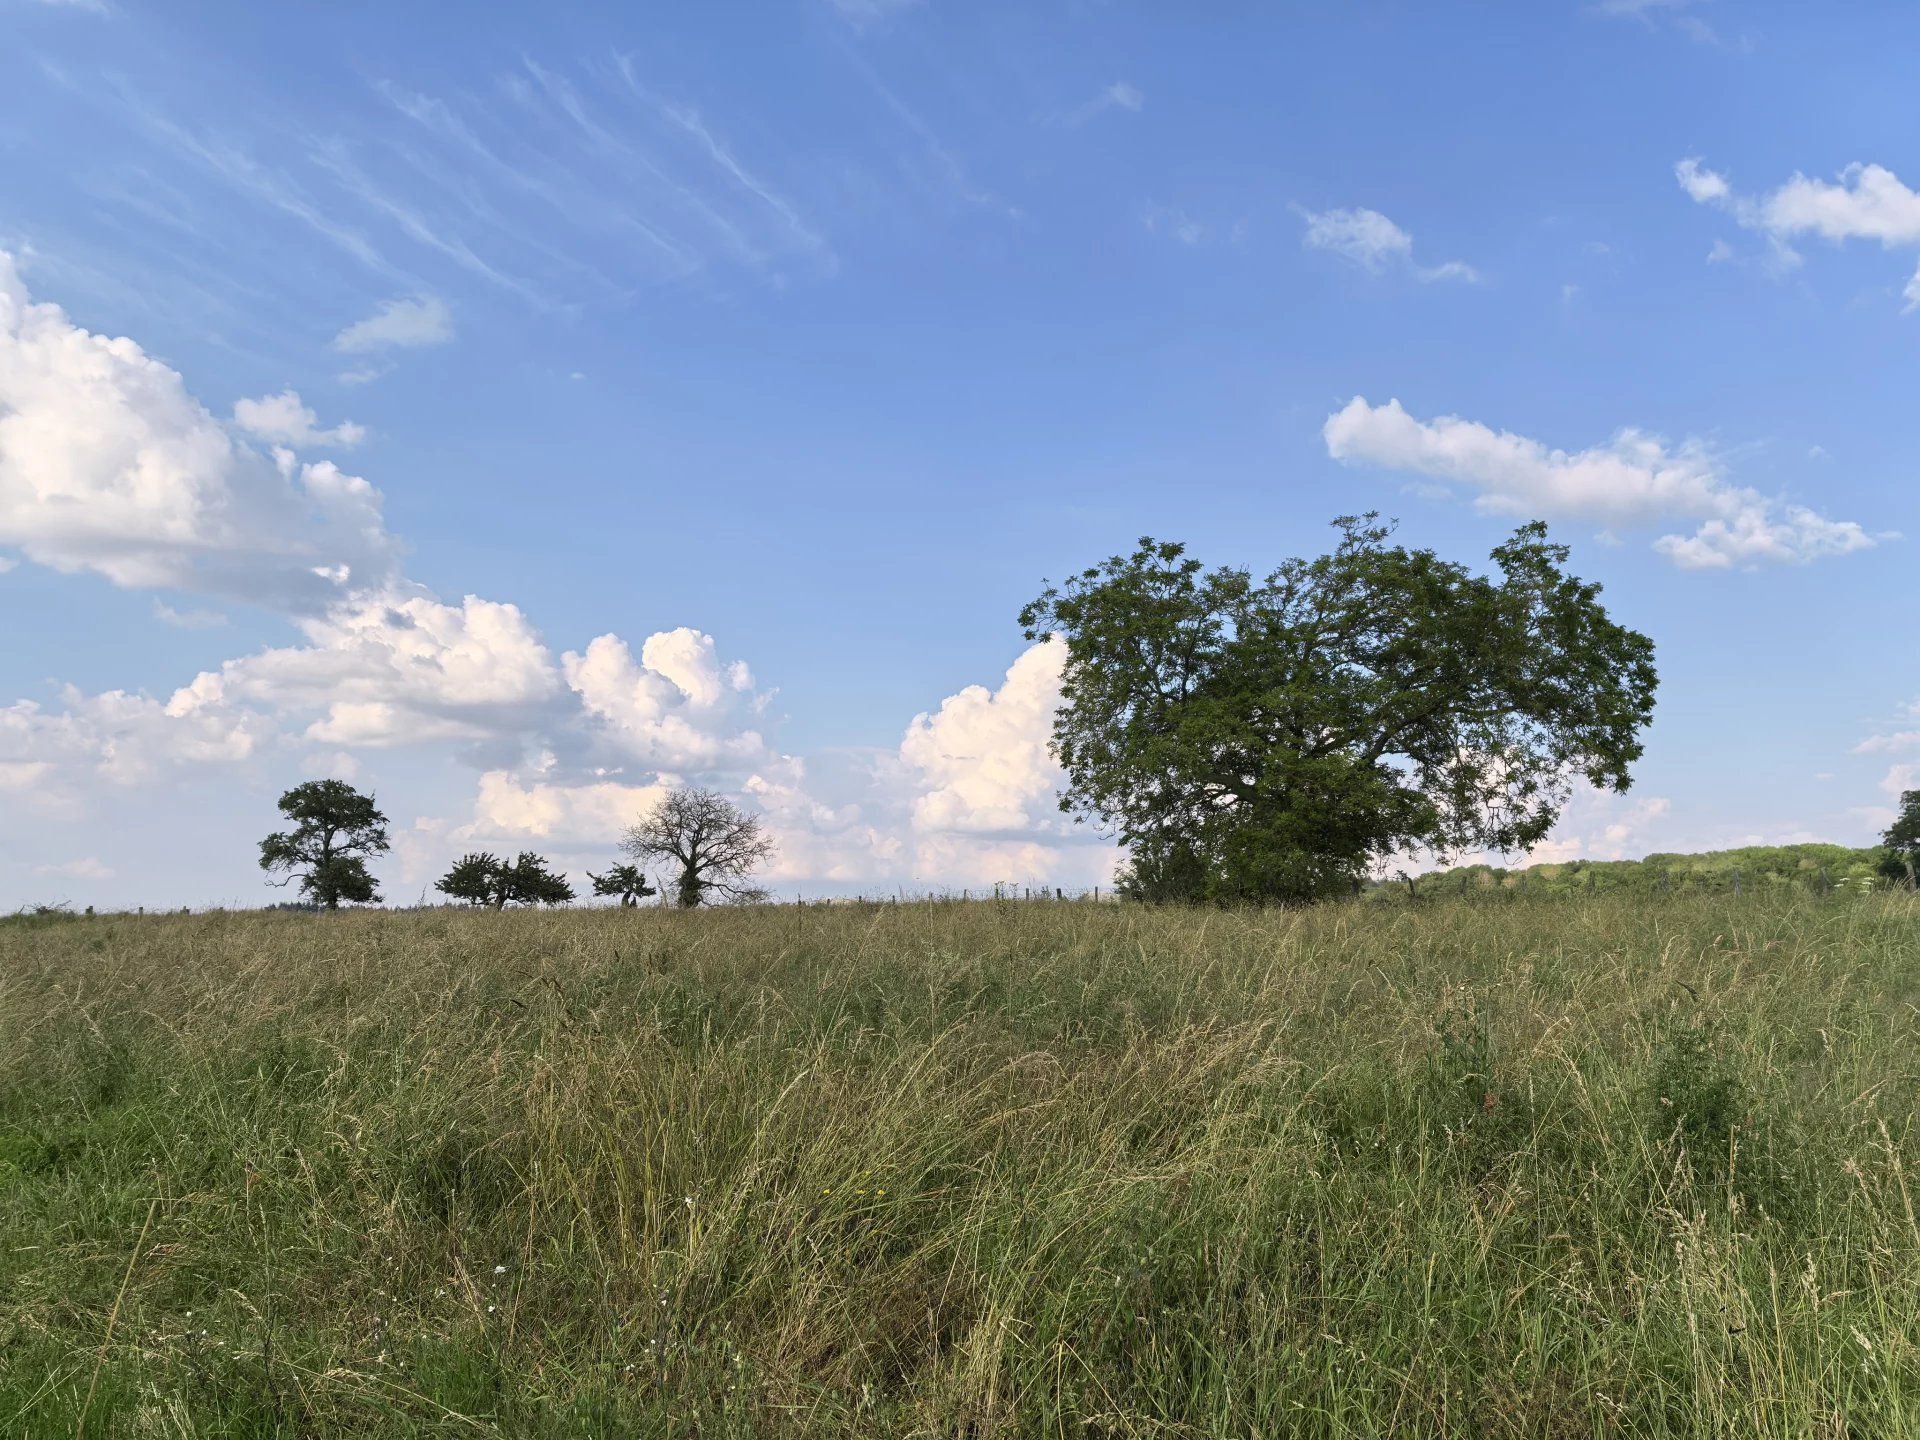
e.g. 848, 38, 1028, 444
1400, 841, 1890, 897
5, 893, 1920, 1436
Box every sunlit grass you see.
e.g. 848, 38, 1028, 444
2, 892, 1918, 1436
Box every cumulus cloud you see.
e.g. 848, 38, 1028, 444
331, 296, 454, 353
1678, 157, 1920, 306
900, 639, 1068, 834
0, 682, 268, 810
180, 592, 563, 752
894, 639, 1118, 888
231, 389, 366, 448
0, 252, 400, 609
1324, 396, 1880, 569
564, 628, 767, 772
459, 769, 669, 845
1300, 207, 1480, 284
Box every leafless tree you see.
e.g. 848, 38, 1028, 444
620, 787, 775, 907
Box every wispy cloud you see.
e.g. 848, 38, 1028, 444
371, 76, 697, 283
1593, 0, 1722, 46
332, 296, 453, 352
308, 140, 552, 307
833, 41, 1017, 218
1142, 204, 1210, 247
153, 601, 228, 630
827, 0, 923, 27
1066, 81, 1144, 127
1300, 206, 1481, 284
518, 57, 778, 274
110, 86, 407, 283
611, 55, 836, 273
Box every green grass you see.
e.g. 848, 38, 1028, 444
3, 893, 1919, 1437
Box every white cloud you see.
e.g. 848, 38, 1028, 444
1883, 763, 1919, 797
34, 857, 113, 881
1595, 0, 1720, 45
564, 628, 768, 772
331, 295, 454, 352
231, 389, 366, 448
460, 770, 668, 845
152, 600, 227, 629
1855, 731, 1920, 756
1678, 158, 1920, 307
1300, 207, 1480, 284
1, 682, 267, 806
183, 592, 563, 751
1323, 396, 1880, 569
1143, 205, 1210, 247
901, 639, 1068, 834
828, 0, 921, 24
0, 252, 400, 610
895, 639, 1118, 888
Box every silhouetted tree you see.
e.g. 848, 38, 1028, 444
259, 780, 389, 909
619, 787, 774, 907
589, 863, 657, 907
1882, 791, 1920, 889
436, 851, 575, 908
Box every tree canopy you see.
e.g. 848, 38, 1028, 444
1020, 516, 1658, 904
435, 852, 576, 908
620, 787, 774, 907
258, 780, 390, 909
1882, 791, 1920, 888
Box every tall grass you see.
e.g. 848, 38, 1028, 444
2, 893, 1918, 1436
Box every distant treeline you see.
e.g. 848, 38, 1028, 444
1388, 843, 1892, 898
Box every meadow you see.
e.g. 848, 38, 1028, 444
2, 892, 1918, 1437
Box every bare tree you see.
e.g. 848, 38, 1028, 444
620, 787, 774, 907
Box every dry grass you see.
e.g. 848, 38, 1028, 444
2, 892, 1919, 1436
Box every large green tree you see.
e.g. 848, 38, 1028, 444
1020, 516, 1658, 904
1882, 791, 1920, 888
258, 780, 390, 909
436, 851, 576, 908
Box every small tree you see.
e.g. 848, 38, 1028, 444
589, 863, 657, 907
259, 780, 389, 909
504, 852, 576, 906
438, 853, 505, 907
619, 787, 774, 908
436, 851, 575, 908
1882, 791, 1920, 889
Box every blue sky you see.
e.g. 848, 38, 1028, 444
1, 0, 1915, 908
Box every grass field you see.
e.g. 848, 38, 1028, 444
3, 893, 1919, 1437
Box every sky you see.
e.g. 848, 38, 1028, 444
1, 0, 1915, 910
